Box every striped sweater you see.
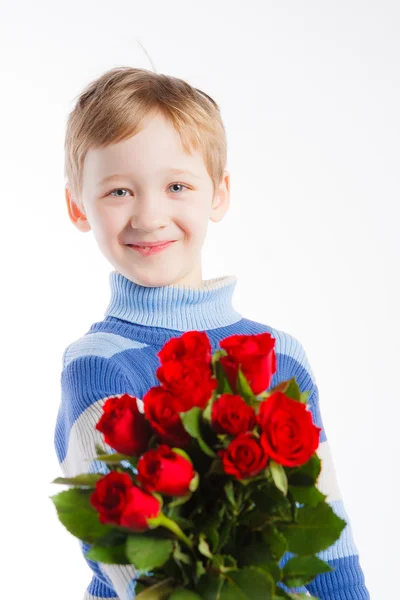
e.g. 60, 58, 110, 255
53, 270, 370, 600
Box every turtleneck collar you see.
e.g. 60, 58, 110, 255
104, 270, 243, 331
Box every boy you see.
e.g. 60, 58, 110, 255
54, 66, 370, 600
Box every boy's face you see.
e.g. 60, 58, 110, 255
65, 111, 230, 288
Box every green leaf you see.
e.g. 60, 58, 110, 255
213, 350, 234, 395
135, 582, 147, 596
269, 461, 288, 496
171, 447, 193, 463
238, 509, 274, 529
51, 474, 104, 487
269, 377, 300, 402
215, 434, 231, 449
50, 488, 114, 543
267, 380, 291, 395
202, 512, 223, 553
180, 407, 216, 458
256, 390, 271, 400
286, 454, 321, 487
95, 442, 107, 455
207, 457, 226, 475
168, 589, 204, 599
96, 452, 139, 465
196, 560, 206, 579
189, 471, 199, 492
289, 485, 327, 507
236, 365, 257, 404
211, 554, 237, 573
259, 525, 289, 562
197, 571, 222, 599
252, 485, 293, 522
84, 543, 128, 564
202, 397, 213, 423
135, 578, 176, 599
172, 515, 194, 530
173, 545, 192, 565
125, 535, 173, 571
224, 481, 236, 507
198, 532, 213, 558
299, 391, 310, 405
220, 566, 275, 599
281, 377, 301, 402
218, 515, 234, 552
283, 554, 333, 587
279, 502, 347, 555
273, 589, 291, 599
92, 527, 127, 547
168, 492, 193, 509
238, 539, 282, 583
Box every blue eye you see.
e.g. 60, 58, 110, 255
168, 183, 189, 193
109, 188, 131, 198
108, 183, 189, 198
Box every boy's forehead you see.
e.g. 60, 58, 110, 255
97, 166, 204, 187
83, 132, 207, 185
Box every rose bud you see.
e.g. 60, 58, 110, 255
219, 332, 277, 395
211, 393, 257, 437
90, 471, 134, 525
143, 386, 191, 448
157, 330, 213, 364
96, 393, 152, 456
218, 432, 269, 480
120, 485, 162, 532
257, 391, 321, 467
137, 444, 196, 496
156, 358, 217, 411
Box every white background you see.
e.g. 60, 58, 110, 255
1, 1, 398, 598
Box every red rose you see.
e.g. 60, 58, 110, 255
120, 485, 162, 532
211, 394, 257, 437
156, 358, 217, 410
95, 393, 152, 456
157, 330, 212, 364
218, 432, 269, 480
90, 471, 134, 525
143, 386, 191, 448
257, 391, 321, 467
137, 445, 195, 496
219, 333, 277, 395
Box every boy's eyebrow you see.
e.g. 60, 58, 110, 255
98, 167, 202, 186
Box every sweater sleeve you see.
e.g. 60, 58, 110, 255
276, 333, 370, 600
53, 350, 143, 600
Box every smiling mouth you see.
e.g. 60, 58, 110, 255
126, 241, 176, 255
128, 241, 177, 247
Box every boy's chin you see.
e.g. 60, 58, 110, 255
114, 267, 183, 288
115, 265, 203, 289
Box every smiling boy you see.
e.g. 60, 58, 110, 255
54, 66, 370, 600
66, 109, 228, 289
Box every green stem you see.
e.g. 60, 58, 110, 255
134, 578, 176, 599
149, 512, 194, 550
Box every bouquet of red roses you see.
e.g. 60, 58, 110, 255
51, 331, 346, 600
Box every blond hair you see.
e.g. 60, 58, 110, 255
64, 66, 227, 210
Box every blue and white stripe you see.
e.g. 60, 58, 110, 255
54, 270, 369, 599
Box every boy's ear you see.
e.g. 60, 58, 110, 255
65, 184, 91, 232
210, 170, 230, 223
